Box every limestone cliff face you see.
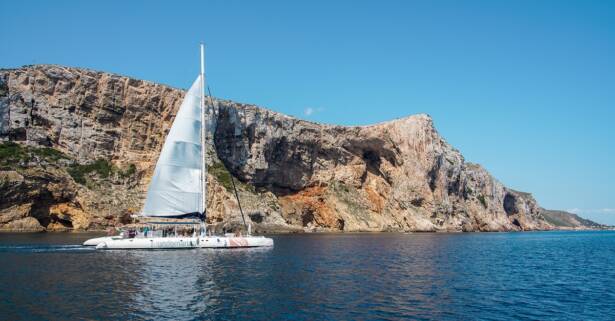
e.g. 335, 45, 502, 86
0, 65, 574, 232
214, 103, 548, 231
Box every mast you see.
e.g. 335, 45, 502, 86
200, 43, 207, 222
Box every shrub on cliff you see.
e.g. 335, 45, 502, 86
67, 159, 113, 184
0, 142, 68, 169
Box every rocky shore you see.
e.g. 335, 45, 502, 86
0, 65, 602, 233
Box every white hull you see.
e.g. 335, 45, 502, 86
95, 235, 274, 249
83, 236, 122, 246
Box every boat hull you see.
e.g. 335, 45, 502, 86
95, 236, 274, 249
83, 236, 122, 246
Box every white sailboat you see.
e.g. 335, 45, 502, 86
85, 44, 273, 249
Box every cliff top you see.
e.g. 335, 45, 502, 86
1, 64, 433, 129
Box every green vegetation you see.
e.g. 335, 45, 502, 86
331, 181, 366, 215
118, 163, 136, 178
465, 186, 473, 195
67, 159, 113, 184
0, 141, 68, 169
267, 197, 280, 211
209, 161, 234, 191
0, 142, 137, 188
541, 213, 573, 227
67, 160, 137, 185
477, 194, 487, 208
31, 146, 68, 162
0, 142, 28, 167
209, 161, 255, 193
541, 210, 602, 228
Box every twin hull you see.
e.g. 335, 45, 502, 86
95, 236, 274, 249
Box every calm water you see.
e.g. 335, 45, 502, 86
0, 231, 614, 321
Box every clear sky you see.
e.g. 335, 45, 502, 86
1, 0, 614, 224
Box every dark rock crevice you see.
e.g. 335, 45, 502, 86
503, 193, 518, 216
428, 155, 443, 192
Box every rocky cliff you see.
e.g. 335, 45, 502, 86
0, 65, 598, 232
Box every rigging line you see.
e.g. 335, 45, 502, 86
207, 85, 248, 232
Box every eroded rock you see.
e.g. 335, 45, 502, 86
0, 65, 584, 232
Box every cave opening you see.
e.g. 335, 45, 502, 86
362, 150, 381, 171
50, 214, 74, 228
512, 218, 521, 228
361, 150, 387, 184
427, 156, 443, 192
503, 193, 518, 216
337, 218, 345, 231
302, 208, 315, 227
248, 211, 264, 223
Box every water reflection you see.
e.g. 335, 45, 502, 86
107, 247, 274, 320
124, 250, 215, 320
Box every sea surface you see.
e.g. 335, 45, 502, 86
0, 231, 614, 321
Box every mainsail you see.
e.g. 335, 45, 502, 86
84, 45, 275, 250
142, 76, 204, 217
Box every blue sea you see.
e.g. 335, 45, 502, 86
0, 231, 614, 320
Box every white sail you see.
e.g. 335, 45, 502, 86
85, 45, 275, 250
142, 76, 204, 217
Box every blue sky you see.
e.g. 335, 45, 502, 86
1, 0, 614, 224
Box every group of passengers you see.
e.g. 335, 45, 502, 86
115, 226, 198, 238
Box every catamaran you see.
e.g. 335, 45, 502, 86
84, 44, 273, 249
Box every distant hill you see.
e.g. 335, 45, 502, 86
541, 209, 604, 228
